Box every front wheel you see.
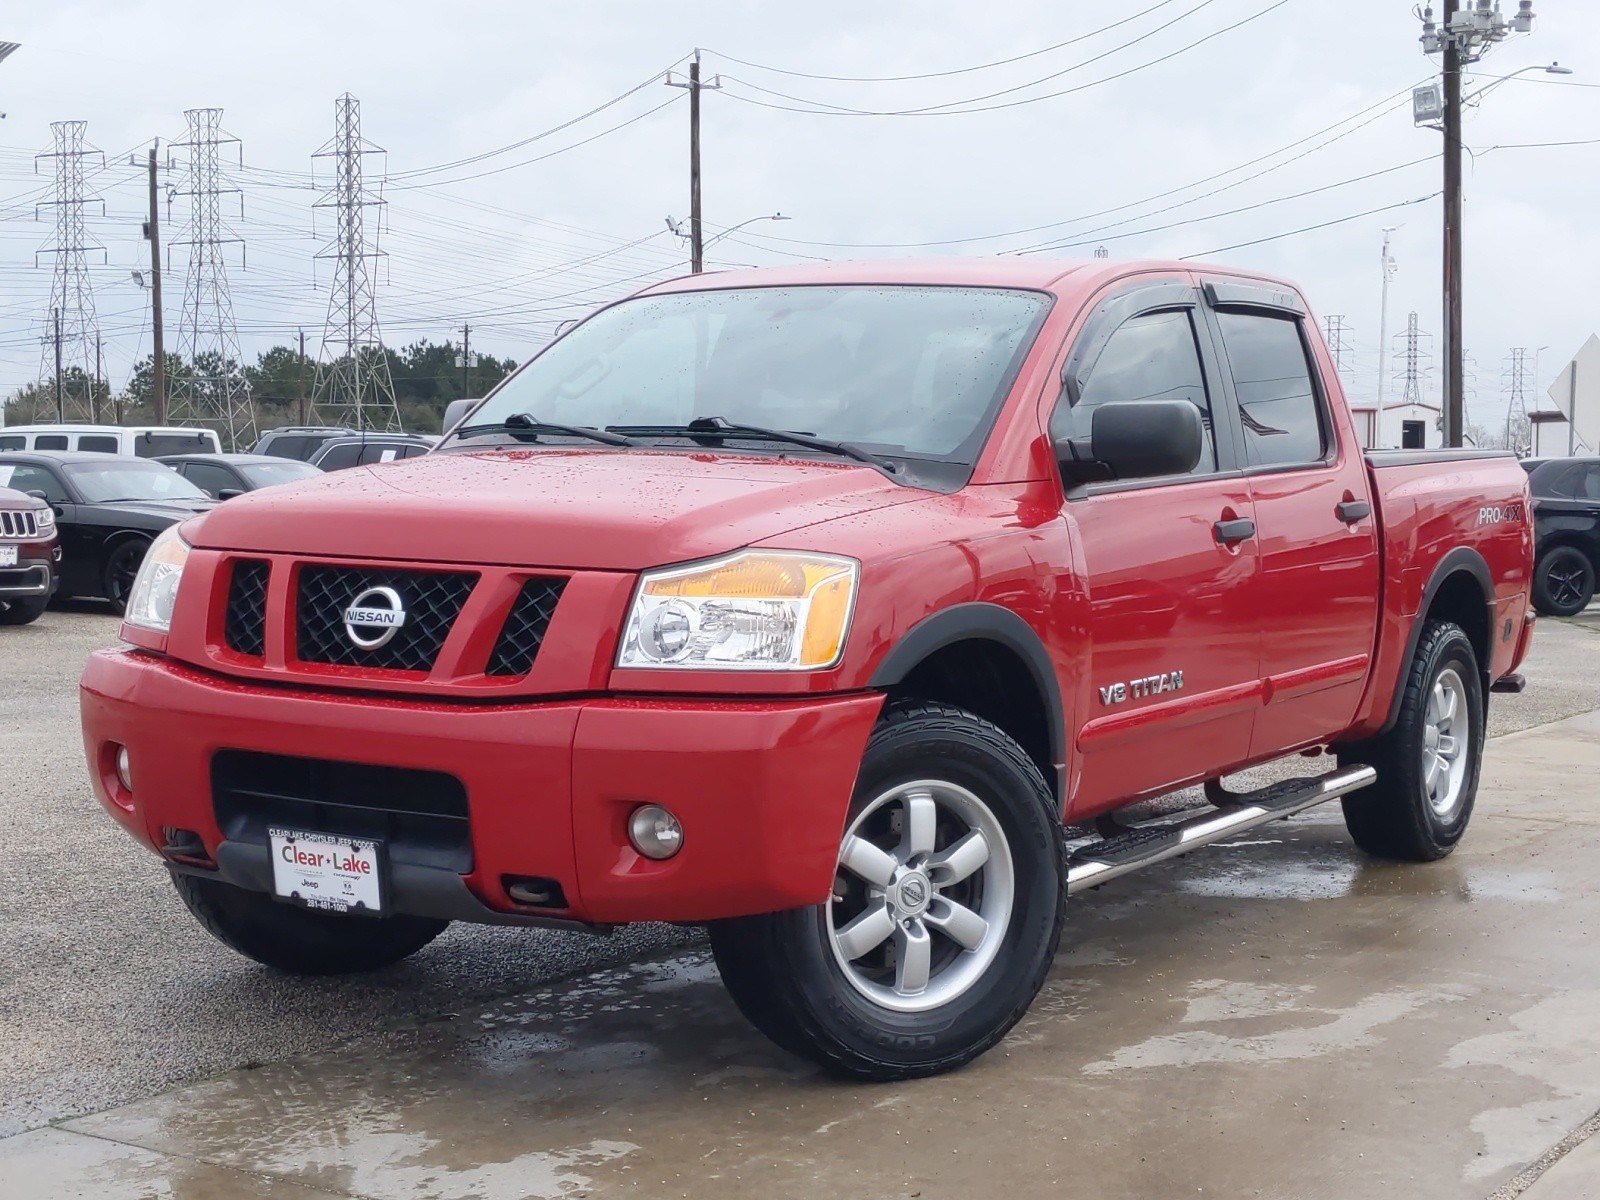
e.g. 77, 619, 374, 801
103, 539, 149, 613
0, 594, 49, 625
1338, 620, 1483, 862
710, 699, 1065, 1080
1533, 546, 1594, 617
171, 872, 448, 975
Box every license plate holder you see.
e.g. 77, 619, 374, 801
0, 546, 16, 567
268, 827, 385, 916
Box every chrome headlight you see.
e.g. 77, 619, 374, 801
618, 551, 858, 671
123, 525, 191, 634
33, 506, 55, 534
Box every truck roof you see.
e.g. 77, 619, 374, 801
637, 257, 1297, 298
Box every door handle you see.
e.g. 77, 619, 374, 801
1336, 499, 1372, 523
1213, 518, 1256, 545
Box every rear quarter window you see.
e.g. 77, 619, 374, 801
1214, 311, 1328, 469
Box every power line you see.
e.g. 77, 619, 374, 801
1180, 193, 1441, 259
702, 0, 1188, 82
717, 0, 1293, 118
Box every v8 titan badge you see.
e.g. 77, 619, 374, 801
268, 827, 384, 914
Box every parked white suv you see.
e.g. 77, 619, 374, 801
0, 425, 221, 457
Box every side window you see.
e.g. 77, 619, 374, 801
35, 435, 69, 450
317, 445, 361, 471
78, 435, 119, 453
1214, 311, 1328, 468
0, 465, 69, 504
1584, 466, 1600, 501
180, 462, 238, 497
0, 436, 24, 450
359, 445, 401, 465
1054, 308, 1217, 476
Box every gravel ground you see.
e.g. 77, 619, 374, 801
1, 603, 1595, 1137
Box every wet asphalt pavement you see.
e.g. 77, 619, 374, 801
1, 606, 1598, 1198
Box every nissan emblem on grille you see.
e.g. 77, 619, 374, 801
342, 586, 407, 650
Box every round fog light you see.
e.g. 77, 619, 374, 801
114, 745, 133, 792
628, 804, 683, 860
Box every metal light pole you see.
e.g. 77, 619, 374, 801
1416, 0, 1545, 446
1375, 227, 1399, 449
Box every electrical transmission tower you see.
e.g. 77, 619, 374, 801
168, 108, 255, 448
35, 120, 105, 423
1397, 311, 1434, 409
1322, 315, 1351, 379
1503, 346, 1533, 454
310, 94, 402, 433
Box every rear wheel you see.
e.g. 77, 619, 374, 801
171, 872, 448, 975
1533, 546, 1594, 617
710, 700, 1064, 1080
0, 594, 48, 625
1338, 620, 1483, 862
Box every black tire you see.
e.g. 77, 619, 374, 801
709, 699, 1065, 1081
0, 594, 49, 625
1338, 620, 1483, 862
1532, 545, 1594, 617
103, 539, 149, 614
171, 872, 448, 975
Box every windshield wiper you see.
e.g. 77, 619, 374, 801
454, 412, 637, 447
610, 416, 898, 473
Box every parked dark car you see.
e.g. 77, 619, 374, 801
306, 434, 435, 472
251, 426, 355, 462
1526, 456, 1600, 616
0, 452, 214, 612
0, 484, 59, 625
155, 453, 322, 499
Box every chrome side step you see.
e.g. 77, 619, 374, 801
1065, 764, 1377, 896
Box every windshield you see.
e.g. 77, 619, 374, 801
455, 285, 1050, 462
239, 460, 323, 488
64, 461, 208, 503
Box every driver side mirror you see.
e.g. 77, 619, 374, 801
442, 398, 479, 435
217, 489, 244, 501
1055, 400, 1204, 483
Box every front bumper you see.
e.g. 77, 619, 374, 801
0, 537, 57, 599
80, 648, 882, 926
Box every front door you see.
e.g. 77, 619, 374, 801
1198, 282, 1381, 759
1054, 283, 1263, 816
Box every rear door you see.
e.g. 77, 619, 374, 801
1055, 281, 1263, 814
1198, 280, 1380, 758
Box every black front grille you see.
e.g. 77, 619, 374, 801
212, 749, 471, 872
0, 510, 38, 538
296, 565, 475, 672
224, 560, 269, 656
485, 578, 566, 676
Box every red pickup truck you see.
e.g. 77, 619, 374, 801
80, 259, 1534, 1080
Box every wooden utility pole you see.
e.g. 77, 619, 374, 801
145, 143, 167, 425
459, 323, 471, 395
295, 328, 309, 425
666, 53, 720, 274
93, 334, 103, 423
52, 308, 63, 421
1440, 0, 1465, 447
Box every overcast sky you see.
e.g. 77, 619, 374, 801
2, 0, 1597, 431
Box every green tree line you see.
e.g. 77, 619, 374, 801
3, 338, 519, 442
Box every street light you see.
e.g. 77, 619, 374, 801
1416, 1, 1547, 447
666, 212, 790, 263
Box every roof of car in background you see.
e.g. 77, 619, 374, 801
0, 450, 152, 465
156, 453, 303, 466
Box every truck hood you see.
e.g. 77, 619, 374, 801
187, 448, 924, 570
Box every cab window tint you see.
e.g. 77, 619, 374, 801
181, 462, 240, 497
316, 444, 361, 471
35, 435, 68, 450
0, 436, 22, 450
1214, 311, 1327, 468
78, 435, 119, 453
1054, 308, 1217, 476
0, 464, 69, 503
